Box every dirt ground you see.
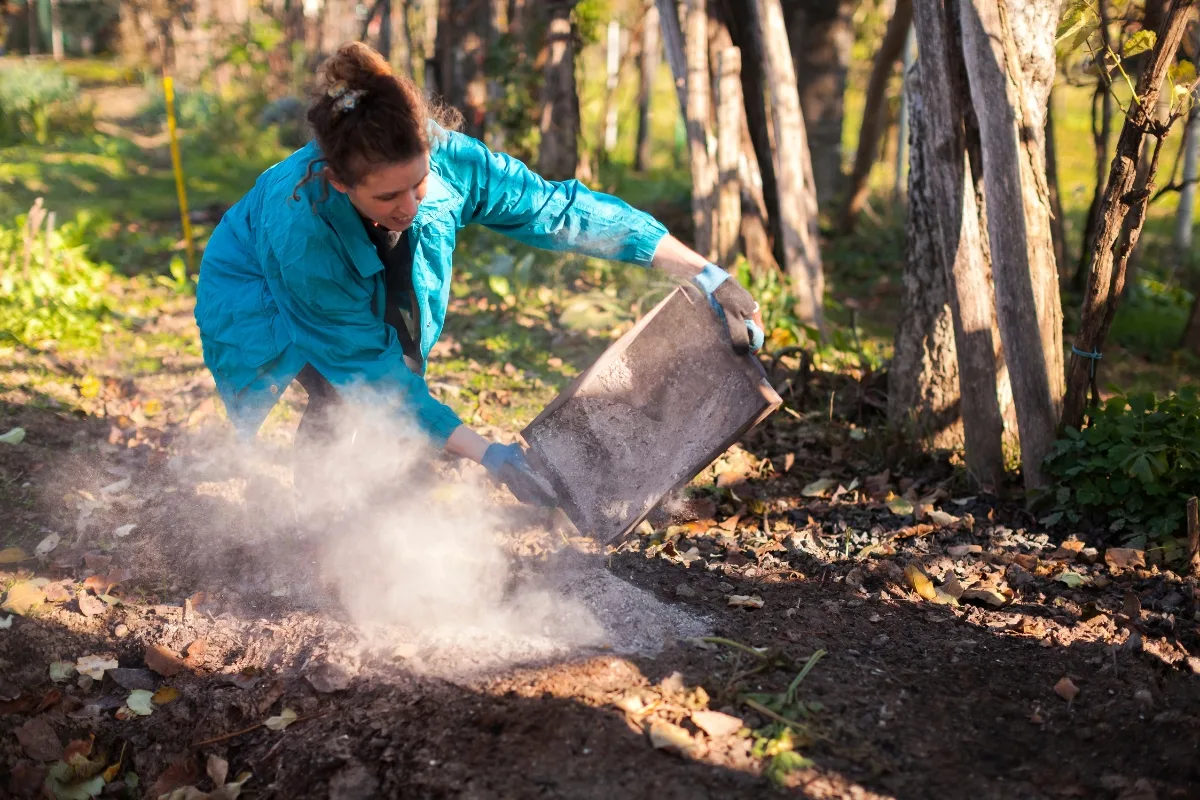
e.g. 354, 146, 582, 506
2, 301, 1200, 800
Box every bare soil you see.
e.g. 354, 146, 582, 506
2, 310, 1200, 800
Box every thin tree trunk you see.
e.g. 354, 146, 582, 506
388, 1, 414, 76
603, 20, 622, 155
716, 46, 743, 267
1046, 91, 1068, 281
960, 0, 1064, 491
894, 25, 915, 202
684, 0, 716, 260
27, 0, 39, 55
1175, 103, 1200, 257
785, 0, 855, 206
537, 0, 580, 181
485, 0, 509, 150
1063, 0, 1195, 431
423, 0, 439, 90
1073, 1, 1114, 291
434, 0, 488, 138
49, 0, 63, 60
906, 0, 1005, 491
636, 1, 661, 172
657, 0, 688, 116
753, 0, 824, 326
840, 0, 912, 233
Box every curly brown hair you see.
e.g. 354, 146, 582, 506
294, 42, 462, 199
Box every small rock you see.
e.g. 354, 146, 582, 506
108, 668, 157, 692
872, 634, 889, 647
1079, 547, 1100, 565
844, 568, 865, 590
1133, 688, 1153, 709
15, 717, 63, 762
674, 583, 696, 599
1054, 676, 1079, 702
113, 624, 129, 638
306, 662, 352, 694
717, 582, 734, 593
1006, 564, 1036, 589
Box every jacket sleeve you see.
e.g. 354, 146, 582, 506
270, 224, 462, 448
450, 132, 668, 266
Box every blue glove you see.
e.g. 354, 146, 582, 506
481, 443, 559, 507
691, 263, 765, 354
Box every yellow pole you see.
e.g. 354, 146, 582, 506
163, 75, 196, 274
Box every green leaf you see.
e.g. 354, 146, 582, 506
0, 427, 25, 445
1123, 29, 1157, 58
1057, 571, 1087, 588
1040, 511, 1064, 527
487, 274, 511, 298
1129, 454, 1155, 485
887, 497, 915, 516
1056, 2, 1100, 54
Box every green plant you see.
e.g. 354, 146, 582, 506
0, 63, 92, 145
1042, 388, 1200, 547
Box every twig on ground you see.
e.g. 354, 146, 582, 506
190, 712, 327, 748
741, 697, 808, 733
700, 636, 773, 661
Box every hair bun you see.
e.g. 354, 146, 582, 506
315, 41, 393, 96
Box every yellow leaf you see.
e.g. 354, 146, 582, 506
142, 398, 162, 417
904, 564, 937, 601
1123, 29, 1157, 58
78, 375, 101, 399
1, 581, 46, 615
0, 546, 28, 564
153, 686, 181, 704
264, 708, 298, 731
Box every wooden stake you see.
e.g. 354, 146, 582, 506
163, 75, 196, 276
1187, 496, 1199, 575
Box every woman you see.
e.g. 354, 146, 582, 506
196, 43, 762, 508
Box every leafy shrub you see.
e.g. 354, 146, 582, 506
0, 210, 117, 349
0, 63, 93, 145
1108, 277, 1192, 358
1042, 388, 1200, 544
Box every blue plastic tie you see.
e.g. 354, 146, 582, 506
1072, 345, 1102, 379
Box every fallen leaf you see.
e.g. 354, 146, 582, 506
149, 756, 200, 800
125, 689, 154, 716
75, 655, 118, 681
2, 582, 46, 615
99, 477, 130, 496
801, 477, 836, 498
1054, 676, 1080, 702
184, 639, 208, 667
0, 614, 12, 629
1012, 553, 1039, 571
928, 509, 959, 527
727, 594, 765, 609
76, 592, 106, 618
7, 760, 47, 796
264, 708, 298, 731
49, 662, 75, 682
306, 662, 351, 693
109, 668, 156, 692
1105, 548, 1145, 572
1057, 571, 1087, 588
941, 573, 966, 600
145, 645, 185, 677
44, 760, 105, 800
63, 736, 93, 761
43, 582, 71, 603
207, 754, 229, 788
932, 589, 961, 606
783, 453, 795, 472
1123, 591, 1142, 620
0, 426, 26, 444
904, 564, 937, 600
112, 524, 136, 538
691, 709, 743, 737
153, 686, 180, 705
947, 544, 982, 557
0, 546, 28, 563
888, 497, 915, 516
647, 720, 696, 755
35, 533, 61, 558
16, 717, 63, 761
210, 772, 251, 800
961, 587, 1010, 608
225, 666, 264, 690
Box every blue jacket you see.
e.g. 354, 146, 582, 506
195, 132, 668, 447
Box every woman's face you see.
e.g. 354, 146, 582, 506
329, 153, 430, 232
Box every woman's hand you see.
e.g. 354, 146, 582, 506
445, 426, 558, 507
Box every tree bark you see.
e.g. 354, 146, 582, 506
27, 0, 39, 55
894, 25, 916, 201
716, 46, 743, 267
1174, 23, 1200, 262
890, 72, 964, 454
960, 0, 1064, 491
685, 0, 717, 260
1046, 90, 1068, 281
657, 0, 688, 116
904, 0, 1006, 490
840, 0, 912, 233
753, 0, 824, 326
537, 0, 580, 181
1064, 0, 1196, 430
784, 0, 855, 206
49, 0, 63, 60
485, 0, 509, 151
435, 0, 489, 138
1073, 1, 1114, 291
636, 1, 662, 172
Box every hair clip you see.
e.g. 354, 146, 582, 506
333, 89, 365, 115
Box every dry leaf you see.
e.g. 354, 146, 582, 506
0, 426, 26, 444
145, 644, 185, 677
99, 477, 130, 496
150, 756, 201, 800
1057, 571, 1087, 588
2, 581, 46, 615
904, 564, 937, 601
801, 477, 836, 498
647, 720, 696, 755
76, 592, 106, 618
928, 509, 959, 527
152, 686, 181, 705
43, 582, 71, 603
0, 614, 11, 629
35, 533, 61, 558
112, 524, 136, 538
1054, 676, 1080, 702
783, 453, 795, 472
264, 708, 298, 731
0, 546, 28, 564
1104, 548, 1145, 572
888, 497, 915, 516
109, 668, 156, 691
932, 589, 960, 606
75, 655, 117, 681
16, 717, 63, 761
947, 544, 982, 557
961, 587, 1010, 608
49, 661, 74, 682
184, 639, 208, 667
207, 754, 229, 788
125, 689, 154, 716
691, 710, 743, 738
727, 594, 764, 609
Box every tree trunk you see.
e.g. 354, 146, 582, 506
636, 1, 661, 172
435, 0, 488, 138
1045, 90, 1068, 281
1073, 1, 1114, 291
960, 0, 1064, 491
1063, 0, 1196, 430
840, 0, 912, 233
784, 0, 854, 206
753, 0, 824, 326
602, 20, 622, 156
27, 0, 38, 55
684, 0, 717, 260
49, 0, 63, 60
537, 0, 580, 181
904, 0, 1006, 491
894, 25, 915, 201
387, 1, 414, 76
485, 0, 509, 150
1174, 102, 1200, 258
656, 0, 688, 115
890, 71, 964, 454
716, 46, 743, 267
